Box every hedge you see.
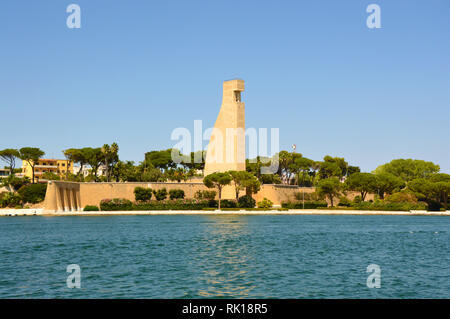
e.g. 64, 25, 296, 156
169, 189, 185, 200
100, 198, 133, 211
153, 188, 168, 201
133, 199, 209, 210
134, 187, 152, 202
282, 201, 328, 209
84, 205, 100, 211
350, 201, 427, 211
238, 195, 256, 208
98, 198, 247, 211
257, 198, 273, 209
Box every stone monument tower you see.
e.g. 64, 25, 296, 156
204, 79, 246, 176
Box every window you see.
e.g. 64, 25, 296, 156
234, 91, 241, 102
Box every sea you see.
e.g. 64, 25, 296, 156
0, 214, 448, 298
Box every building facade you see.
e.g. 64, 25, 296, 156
0, 168, 10, 179
73, 165, 107, 178
21, 159, 74, 181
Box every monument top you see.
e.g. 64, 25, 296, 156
223, 79, 244, 92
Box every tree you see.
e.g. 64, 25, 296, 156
242, 174, 261, 196
318, 156, 348, 180
115, 160, 140, 182
181, 151, 206, 175
42, 172, 61, 181
374, 159, 440, 182
144, 149, 175, 171
203, 172, 232, 210
433, 182, 450, 210
309, 161, 321, 185
229, 170, 260, 201
1, 175, 30, 191
260, 173, 281, 184
289, 156, 313, 186
347, 166, 361, 176
407, 178, 434, 200
101, 143, 119, 182
167, 167, 188, 183
373, 173, 405, 199
276, 151, 294, 181
84, 147, 103, 179
0, 149, 20, 176
429, 174, 450, 210
316, 177, 341, 207
19, 147, 45, 183
140, 165, 166, 182
64, 148, 90, 177
246, 156, 271, 180
345, 172, 377, 201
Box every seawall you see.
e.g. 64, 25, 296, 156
42, 181, 305, 212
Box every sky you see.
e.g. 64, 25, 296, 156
0, 0, 449, 173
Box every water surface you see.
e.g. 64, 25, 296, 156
0, 215, 448, 298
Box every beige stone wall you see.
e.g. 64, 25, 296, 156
43, 181, 376, 212
253, 184, 307, 205
43, 181, 300, 211
43, 181, 82, 212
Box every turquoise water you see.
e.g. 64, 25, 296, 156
0, 215, 448, 298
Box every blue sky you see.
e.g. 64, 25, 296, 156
0, 0, 449, 173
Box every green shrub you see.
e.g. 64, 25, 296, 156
425, 200, 441, 211
153, 188, 168, 201
281, 201, 328, 209
17, 183, 47, 204
353, 195, 362, 204
2, 175, 30, 191
134, 187, 152, 202
84, 175, 97, 182
338, 196, 352, 207
83, 205, 100, 211
257, 198, 273, 209
220, 199, 237, 208
385, 191, 418, 203
351, 201, 427, 211
42, 172, 61, 181
0, 192, 22, 208
100, 198, 133, 211
194, 190, 216, 200
238, 195, 256, 208
207, 199, 218, 208
169, 189, 185, 200
133, 199, 209, 210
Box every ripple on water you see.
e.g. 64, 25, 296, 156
0, 215, 448, 298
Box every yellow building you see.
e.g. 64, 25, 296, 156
21, 159, 74, 181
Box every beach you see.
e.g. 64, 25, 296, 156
1, 208, 449, 217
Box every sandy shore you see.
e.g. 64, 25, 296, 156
0, 209, 449, 216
